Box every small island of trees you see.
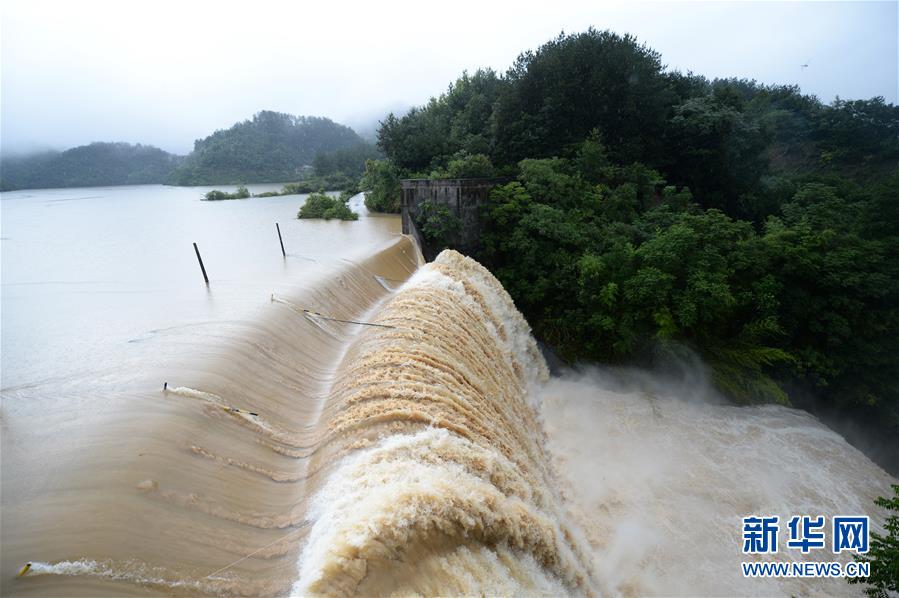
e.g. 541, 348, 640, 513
297, 191, 358, 221
203, 185, 251, 200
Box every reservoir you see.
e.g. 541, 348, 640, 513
1, 184, 398, 388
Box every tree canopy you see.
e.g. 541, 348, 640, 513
374, 29, 898, 220
372, 28, 899, 467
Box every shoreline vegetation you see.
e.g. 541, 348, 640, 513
198, 137, 376, 203
203, 174, 363, 201
202, 184, 359, 221
254, 173, 362, 197
203, 185, 250, 200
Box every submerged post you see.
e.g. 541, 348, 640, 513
193, 242, 209, 284
276, 223, 286, 257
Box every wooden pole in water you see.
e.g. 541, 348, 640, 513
193, 242, 209, 284
276, 223, 286, 257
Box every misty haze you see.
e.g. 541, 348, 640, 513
1, 1, 897, 597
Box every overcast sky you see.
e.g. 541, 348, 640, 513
2, 0, 896, 155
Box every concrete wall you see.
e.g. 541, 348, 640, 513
401, 178, 507, 260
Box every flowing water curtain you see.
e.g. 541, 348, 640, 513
294, 250, 598, 596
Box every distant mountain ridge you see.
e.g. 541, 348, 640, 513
0, 111, 363, 191
0, 142, 182, 191
169, 111, 363, 185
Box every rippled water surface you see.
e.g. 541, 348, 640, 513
1, 184, 398, 388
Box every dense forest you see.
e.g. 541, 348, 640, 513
168, 111, 363, 185
312, 142, 382, 177
0, 142, 181, 191
295, 141, 382, 193
365, 29, 899, 465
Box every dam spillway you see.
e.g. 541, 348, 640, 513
4, 238, 895, 597
3, 240, 595, 596
294, 250, 595, 595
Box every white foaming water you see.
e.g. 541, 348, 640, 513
291, 251, 596, 596
539, 366, 896, 596
20, 559, 250, 594
399, 256, 549, 386
293, 428, 577, 596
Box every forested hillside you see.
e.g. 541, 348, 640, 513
365, 28, 899, 458
1, 112, 367, 190
0, 142, 181, 191
168, 111, 363, 185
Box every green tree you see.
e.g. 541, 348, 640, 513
430, 152, 496, 179
360, 159, 401, 213
313, 142, 382, 177
492, 29, 674, 166
850, 485, 899, 597
377, 69, 503, 172
665, 90, 768, 217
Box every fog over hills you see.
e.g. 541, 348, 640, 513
1, 1, 895, 155
0, 111, 363, 190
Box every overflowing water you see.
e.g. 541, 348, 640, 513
541, 368, 895, 596
2, 187, 895, 596
291, 252, 594, 595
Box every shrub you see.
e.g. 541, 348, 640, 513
203, 185, 250, 200
298, 191, 358, 221
361, 159, 401, 213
